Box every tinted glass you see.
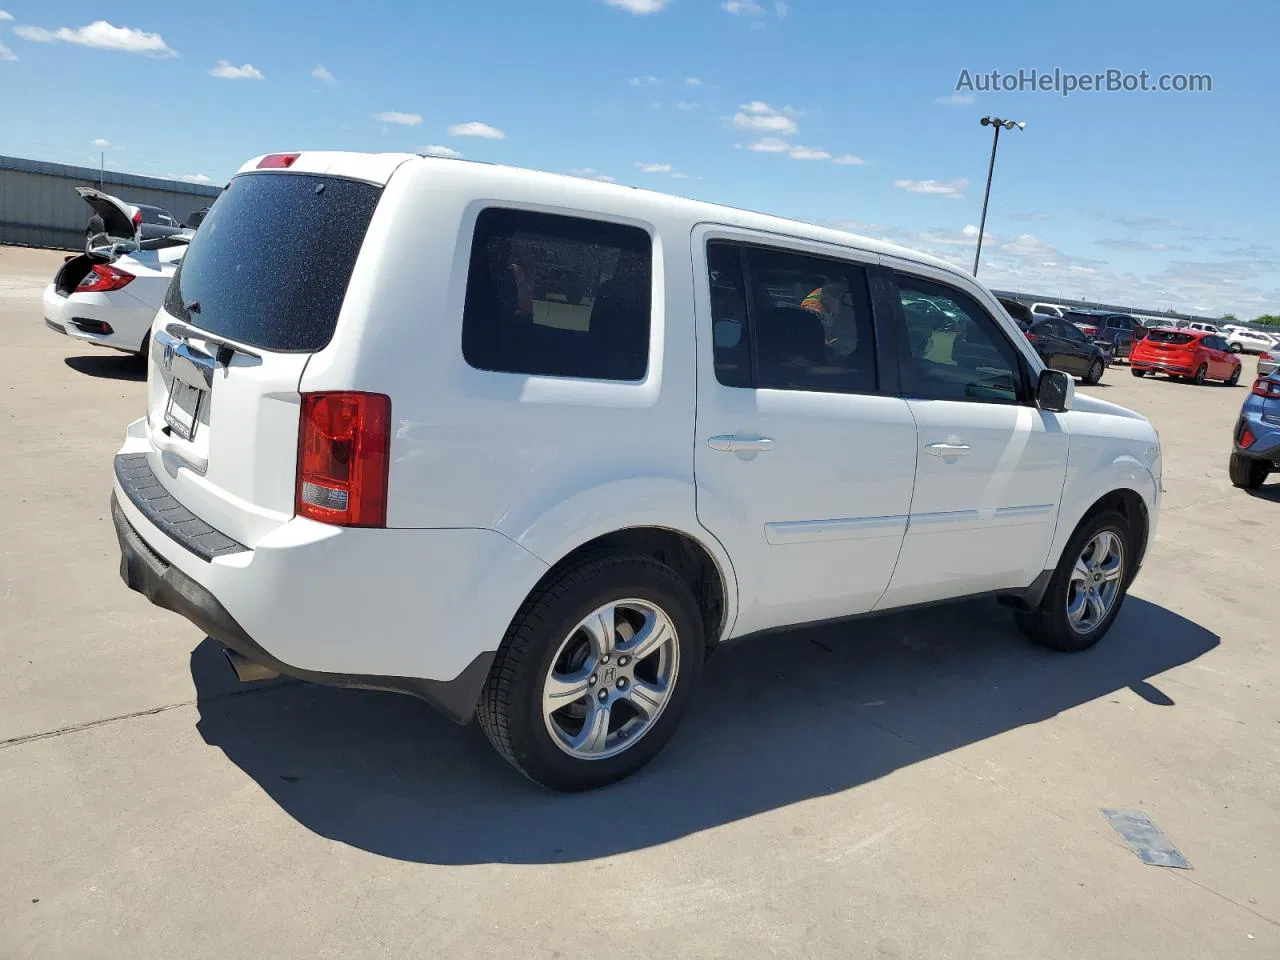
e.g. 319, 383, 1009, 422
1063, 311, 1100, 326
1146, 330, 1195, 345
1057, 320, 1087, 343
742, 245, 877, 393
897, 275, 1025, 403
706, 243, 751, 387
463, 208, 651, 381
164, 173, 381, 352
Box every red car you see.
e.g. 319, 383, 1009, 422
1131, 328, 1242, 385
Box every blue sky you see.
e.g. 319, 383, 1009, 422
2, 0, 1276, 317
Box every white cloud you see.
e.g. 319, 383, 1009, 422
676, 101, 700, 111
449, 121, 506, 139
722, 0, 764, 13
421, 144, 463, 158
602, 0, 670, 12
788, 145, 831, 161
670, 172, 690, 180
210, 60, 263, 80
733, 105, 798, 135
748, 137, 790, 153
91, 138, 110, 148
685, 76, 703, 86
962, 224, 980, 237
892, 177, 970, 199
833, 154, 864, 166
635, 161, 673, 174
934, 93, 975, 105
376, 111, 423, 126
775, 1, 790, 16
571, 168, 617, 182
0, 10, 13, 20
312, 65, 336, 85
0, 42, 16, 61
629, 74, 661, 86
180, 174, 212, 184
14, 20, 176, 57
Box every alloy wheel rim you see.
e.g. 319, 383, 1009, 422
542, 599, 680, 760
1066, 530, 1124, 635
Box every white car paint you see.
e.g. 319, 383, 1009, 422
1225, 328, 1275, 354
43, 243, 185, 354
113, 152, 1162, 705
1030, 302, 1067, 318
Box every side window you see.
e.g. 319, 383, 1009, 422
462, 208, 652, 381
896, 274, 1026, 404
706, 241, 878, 394
1058, 320, 1086, 343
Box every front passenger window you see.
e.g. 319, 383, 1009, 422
896, 275, 1026, 404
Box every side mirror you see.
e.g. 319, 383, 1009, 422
1036, 369, 1073, 412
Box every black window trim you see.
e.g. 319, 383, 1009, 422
704, 237, 896, 397
885, 268, 1037, 406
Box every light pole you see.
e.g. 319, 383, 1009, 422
972, 116, 1025, 276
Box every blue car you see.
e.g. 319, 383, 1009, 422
1230, 368, 1280, 489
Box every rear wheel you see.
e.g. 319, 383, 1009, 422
1229, 452, 1270, 490
1131, 368, 1146, 377
477, 553, 704, 791
1193, 364, 1208, 385
1016, 511, 1132, 652
1084, 359, 1104, 385
1230, 343, 1243, 353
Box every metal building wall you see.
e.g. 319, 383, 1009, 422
0, 155, 223, 250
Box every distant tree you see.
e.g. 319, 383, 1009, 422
1219, 313, 1239, 324
1254, 313, 1280, 326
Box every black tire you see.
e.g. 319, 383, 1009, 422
1229, 452, 1269, 490
1015, 510, 1133, 652
1131, 368, 1146, 377
1084, 359, 1104, 385
1193, 364, 1208, 385
477, 553, 704, 791
1230, 343, 1243, 353
1226, 366, 1240, 387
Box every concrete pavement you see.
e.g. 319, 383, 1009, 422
1, 245, 1276, 958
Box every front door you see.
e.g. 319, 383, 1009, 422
692, 231, 917, 637
876, 263, 1070, 609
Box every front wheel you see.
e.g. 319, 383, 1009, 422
1229, 452, 1270, 490
1084, 359, 1104, 385
1226, 366, 1241, 387
1016, 511, 1132, 652
477, 553, 704, 791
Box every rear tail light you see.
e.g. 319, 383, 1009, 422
132, 209, 142, 232
1239, 425, 1256, 448
1081, 325, 1099, 337
296, 392, 391, 527
1252, 378, 1280, 399
258, 153, 300, 169
76, 264, 135, 293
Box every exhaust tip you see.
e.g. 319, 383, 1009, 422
225, 648, 280, 683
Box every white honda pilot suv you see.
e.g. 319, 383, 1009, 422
113, 152, 1162, 790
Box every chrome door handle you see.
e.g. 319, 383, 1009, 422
925, 442, 971, 456
707, 435, 775, 454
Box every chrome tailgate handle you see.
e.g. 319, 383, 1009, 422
153, 328, 216, 389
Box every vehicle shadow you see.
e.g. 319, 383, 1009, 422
192, 596, 1217, 866
64, 353, 147, 382
1244, 483, 1280, 502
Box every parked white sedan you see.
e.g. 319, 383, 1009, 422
1225, 327, 1276, 355
42, 188, 188, 356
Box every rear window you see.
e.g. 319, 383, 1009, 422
1146, 330, 1195, 345
1063, 311, 1099, 326
164, 173, 382, 352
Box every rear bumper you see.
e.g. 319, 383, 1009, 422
111, 439, 550, 723
1132, 356, 1192, 375
42, 282, 152, 354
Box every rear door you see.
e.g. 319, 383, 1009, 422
1051, 319, 1092, 376
692, 230, 916, 636
1204, 336, 1235, 378
877, 264, 1068, 608
141, 167, 387, 548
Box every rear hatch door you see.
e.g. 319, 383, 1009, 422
140, 166, 387, 548
77, 187, 139, 241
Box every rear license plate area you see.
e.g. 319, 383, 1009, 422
164, 380, 205, 441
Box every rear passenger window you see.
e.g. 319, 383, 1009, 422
462, 208, 652, 380
707, 241, 878, 393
